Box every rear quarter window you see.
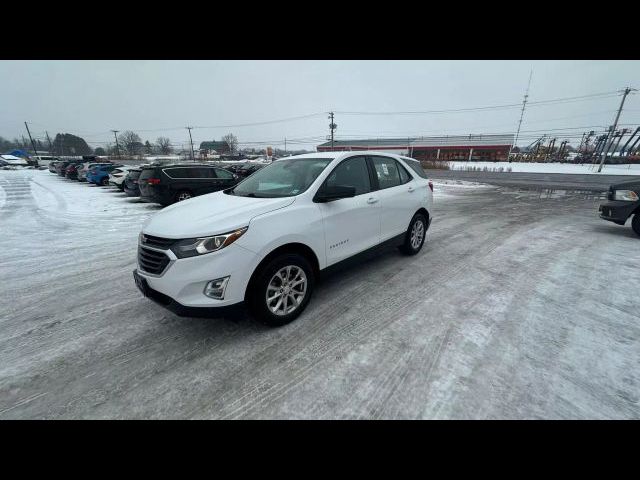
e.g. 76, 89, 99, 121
215, 168, 234, 179
404, 159, 428, 179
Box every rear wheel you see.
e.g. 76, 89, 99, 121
101, 177, 109, 186
399, 213, 427, 255
632, 213, 640, 237
248, 253, 314, 327
175, 190, 192, 202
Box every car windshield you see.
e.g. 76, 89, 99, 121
227, 158, 332, 198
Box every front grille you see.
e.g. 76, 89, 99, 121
141, 234, 176, 249
138, 246, 170, 275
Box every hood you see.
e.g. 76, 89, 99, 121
142, 191, 295, 238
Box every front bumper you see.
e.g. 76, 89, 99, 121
134, 241, 260, 309
134, 269, 244, 318
599, 201, 638, 225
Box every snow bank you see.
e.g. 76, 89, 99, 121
447, 161, 640, 176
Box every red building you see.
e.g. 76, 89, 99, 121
317, 134, 514, 161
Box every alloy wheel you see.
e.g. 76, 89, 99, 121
265, 265, 308, 316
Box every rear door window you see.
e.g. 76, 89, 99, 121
370, 156, 402, 190
163, 167, 195, 178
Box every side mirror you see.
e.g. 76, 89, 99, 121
314, 185, 356, 203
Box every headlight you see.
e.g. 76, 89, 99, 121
170, 227, 248, 258
613, 190, 639, 201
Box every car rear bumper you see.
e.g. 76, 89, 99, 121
599, 201, 638, 224
139, 192, 171, 205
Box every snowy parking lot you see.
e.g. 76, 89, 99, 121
1, 169, 639, 419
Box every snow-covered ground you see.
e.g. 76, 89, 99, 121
1, 169, 639, 419
447, 161, 640, 175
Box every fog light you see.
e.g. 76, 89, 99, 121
204, 276, 230, 299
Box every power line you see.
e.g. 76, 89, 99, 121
333, 90, 624, 116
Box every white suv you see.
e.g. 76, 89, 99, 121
133, 152, 433, 326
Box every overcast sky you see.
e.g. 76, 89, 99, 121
1, 60, 639, 150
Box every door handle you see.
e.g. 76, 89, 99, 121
407, 186, 415, 192
367, 197, 378, 204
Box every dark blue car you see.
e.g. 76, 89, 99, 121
87, 164, 123, 186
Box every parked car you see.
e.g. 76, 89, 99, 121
48, 160, 59, 173
64, 161, 88, 180
0, 155, 29, 167
133, 152, 434, 326
77, 162, 111, 182
108, 166, 136, 190
123, 168, 143, 197
56, 160, 75, 176
87, 164, 123, 186
137, 164, 239, 206
33, 155, 60, 168
599, 179, 640, 237
236, 162, 265, 178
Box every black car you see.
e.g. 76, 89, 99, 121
138, 164, 239, 206
236, 163, 265, 178
599, 178, 640, 237
123, 168, 142, 197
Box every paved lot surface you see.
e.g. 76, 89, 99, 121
1, 170, 639, 419
427, 169, 640, 191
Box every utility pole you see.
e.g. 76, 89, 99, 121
508, 69, 533, 162
186, 126, 195, 161
598, 87, 636, 172
24, 122, 39, 158
45, 131, 53, 154
111, 130, 120, 160
328, 112, 337, 150
284, 137, 287, 155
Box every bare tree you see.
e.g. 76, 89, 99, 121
118, 131, 143, 155
156, 136, 173, 155
222, 133, 238, 154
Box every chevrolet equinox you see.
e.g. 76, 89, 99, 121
133, 152, 434, 326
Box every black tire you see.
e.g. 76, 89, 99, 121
247, 253, 315, 327
101, 177, 109, 186
632, 213, 640, 237
399, 212, 428, 255
175, 190, 192, 202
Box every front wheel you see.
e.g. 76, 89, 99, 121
632, 213, 640, 237
248, 253, 315, 327
399, 213, 427, 255
101, 177, 109, 186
